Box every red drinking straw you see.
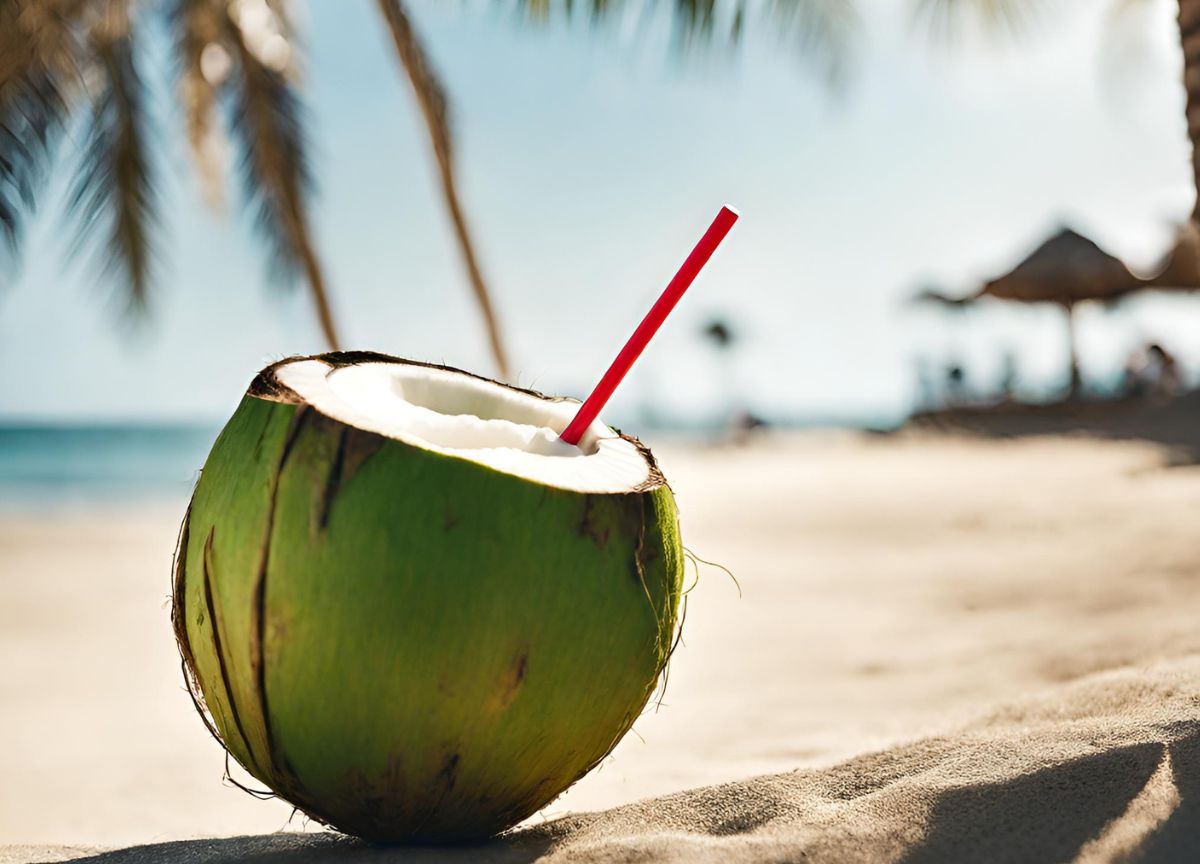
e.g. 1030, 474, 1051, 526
560, 205, 740, 445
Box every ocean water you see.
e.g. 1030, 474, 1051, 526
0, 424, 219, 507
0, 418, 698, 507
0, 410, 887, 507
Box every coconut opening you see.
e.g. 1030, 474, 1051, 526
273, 358, 657, 493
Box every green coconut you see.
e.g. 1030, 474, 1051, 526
171, 351, 684, 843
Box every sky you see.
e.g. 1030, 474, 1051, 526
1, 0, 1197, 427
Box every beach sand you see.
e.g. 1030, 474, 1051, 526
4, 432, 1200, 862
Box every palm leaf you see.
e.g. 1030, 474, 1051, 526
170, 0, 227, 209
222, 0, 341, 348
769, 0, 857, 86
0, 68, 67, 253
911, 0, 1042, 41
66, 5, 158, 311
511, 0, 856, 84
0, 1, 79, 264
671, 0, 720, 49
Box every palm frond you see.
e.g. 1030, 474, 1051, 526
511, 0, 856, 85
670, 0, 720, 52
667, 0, 858, 83
66, 5, 159, 311
170, 0, 228, 208
223, 3, 310, 282
222, 1, 340, 348
911, 0, 1043, 42
0, 68, 67, 253
513, 0, 733, 48
0, 1, 79, 264
263, 0, 297, 43
768, 0, 857, 86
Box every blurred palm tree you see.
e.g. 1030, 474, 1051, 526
0, 0, 514, 373
3, 0, 1195, 381
0, 0, 857, 380
1, 1, 344, 348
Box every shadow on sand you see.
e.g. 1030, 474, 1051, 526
50, 730, 1200, 864
899, 729, 1200, 864
899, 742, 1164, 864
51, 832, 553, 864
1132, 728, 1200, 863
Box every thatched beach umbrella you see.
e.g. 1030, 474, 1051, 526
976, 228, 1139, 304
981, 228, 1143, 393
915, 228, 1142, 395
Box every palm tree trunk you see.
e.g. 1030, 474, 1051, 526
375, 0, 510, 381
1180, 0, 1200, 222
295, 220, 341, 350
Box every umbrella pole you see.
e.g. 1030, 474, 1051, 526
1065, 302, 1082, 398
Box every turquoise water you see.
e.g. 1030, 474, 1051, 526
0, 411, 889, 506
0, 425, 218, 505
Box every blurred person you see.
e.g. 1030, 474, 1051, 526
727, 408, 769, 446
945, 362, 968, 407
913, 356, 939, 412
1146, 343, 1182, 398
1120, 348, 1147, 399
997, 351, 1019, 403
1122, 342, 1181, 400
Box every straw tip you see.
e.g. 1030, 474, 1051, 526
721, 204, 741, 220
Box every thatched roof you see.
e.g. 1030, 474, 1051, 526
977, 228, 1141, 306
912, 226, 1200, 310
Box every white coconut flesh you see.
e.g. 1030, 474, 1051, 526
275, 359, 655, 494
